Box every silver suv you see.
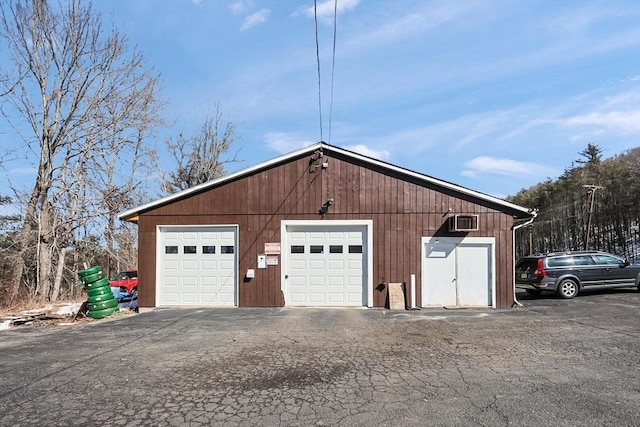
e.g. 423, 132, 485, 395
515, 250, 640, 298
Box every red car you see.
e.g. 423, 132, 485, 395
110, 270, 138, 294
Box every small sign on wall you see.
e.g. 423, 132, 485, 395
265, 242, 281, 255
266, 256, 279, 266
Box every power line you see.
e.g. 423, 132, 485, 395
313, 0, 323, 142
328, 0, 337, 144
313, 0, 338, 144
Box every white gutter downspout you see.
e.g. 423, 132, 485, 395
512, 211, 538, 307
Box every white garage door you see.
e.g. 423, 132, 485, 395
421, 237, 495, 307
285, 224, 368, 306
158, 226, 237, 306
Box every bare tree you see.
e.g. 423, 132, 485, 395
163, 103, 240, 193
0, 0, 162, 303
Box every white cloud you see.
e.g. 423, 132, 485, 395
229, 0, 253, 14
263, 134, 390, 162
462, 157, 555, 178
563, 110, 640, 133
302, 0, 360, 21
343, 144, 390, 161
241, 9, 271, 30
343, 2, 477, 51
265, 132, 317, 154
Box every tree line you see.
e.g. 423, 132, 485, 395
0, 1, 238, 307
1, 1, 636, 307
508, 144, 640, 261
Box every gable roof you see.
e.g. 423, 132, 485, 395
119, 142, 534, 222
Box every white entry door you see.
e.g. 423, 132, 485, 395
421, 237, 495, 307
157, 226, 237, 306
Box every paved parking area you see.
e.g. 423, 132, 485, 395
0, 289, 638, 426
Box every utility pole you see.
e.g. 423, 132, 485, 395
583, 185, 605, 250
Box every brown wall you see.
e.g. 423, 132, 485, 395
136, 150, 518, 308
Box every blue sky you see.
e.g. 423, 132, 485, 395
3, 0, 640, 202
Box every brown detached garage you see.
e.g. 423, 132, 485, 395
119, 142, 535, 310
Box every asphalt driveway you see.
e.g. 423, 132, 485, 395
1, 289, 638, 426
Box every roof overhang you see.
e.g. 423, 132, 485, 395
118, 142, 535, 222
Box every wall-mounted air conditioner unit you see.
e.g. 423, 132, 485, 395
448, 214, 479, 232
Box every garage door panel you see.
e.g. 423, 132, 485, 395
200, 277, 217, 287
347, 259, 362, 269
308, 231, 325, 240
182, 276, 198, 287
286, 224, 366, 307
163, 293, 179, 304
164, 233, 179, 241
182, 292, 198, 304
328, 293, 345, 303
201, 260, 217, 270
328, 277, 344, 286
347, 275, 362, 285
219, 276, 234, 286
220, 231, 235, 240
308, 293, 326, 303
200, 292, 218, 302
288, 293, 306, 303
289, 231, 306, 241
309, 260, 326, 270
328, 259, 344, 269
290, 259, 306, 269
290, 276, 305, 285
163, 275, 180, 285
347, 293, 362, 303
164, 260, 180, 270
182, 260, 198, 270
219, 260, 235, 270
218, 292, 235, 304
309, 277, 325, 287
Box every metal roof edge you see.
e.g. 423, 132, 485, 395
320, 142, 533, 217
118, 142, 323, 221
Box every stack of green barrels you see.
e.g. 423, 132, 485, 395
78, 266, 119, 319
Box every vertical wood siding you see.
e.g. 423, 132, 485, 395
136, 150, 518, 308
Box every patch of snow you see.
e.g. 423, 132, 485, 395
20, 307, 51, 315
1, 320, 11, 330
55, 302, 83, 316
